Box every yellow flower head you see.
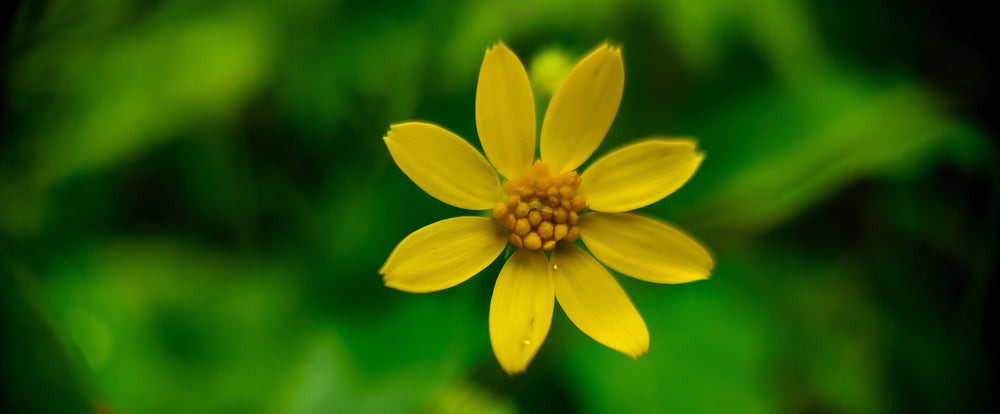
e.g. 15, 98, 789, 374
380, 42, 714, 375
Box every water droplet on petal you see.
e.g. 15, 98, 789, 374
552, 264, 558, 270
522, 339, 531, 346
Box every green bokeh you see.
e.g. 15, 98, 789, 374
1, 0, 995, 413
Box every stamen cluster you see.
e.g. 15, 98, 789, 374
491, 162, 586, 251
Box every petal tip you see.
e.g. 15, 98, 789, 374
383, 123, 409, 141
702, 251, 716, 272
595, 40, 619, 50
622, 339, 649, 360
378, 258, 394, 275
382, 277, 399, 289
500, 364, 526, 376
386, 121, 408, 130
487, 40, 511, 54
596, 42, 623, 57
685, 266, 713, 282
493, 352, 534, 376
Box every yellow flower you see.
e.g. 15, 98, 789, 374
380, 42, 714, 375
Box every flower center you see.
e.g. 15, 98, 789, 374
491, 161, 586, 251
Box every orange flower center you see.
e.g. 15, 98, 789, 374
491, 161, 586, 251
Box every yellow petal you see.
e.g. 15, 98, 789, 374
540, 43, 624, 173
384, 122, 503, 210
578, 212, 713, 284
551, 243, 648, 358
579, 139, 704, 212
476, 42, 536, 180
489, 250, 553, 375
380, 217, 508, 293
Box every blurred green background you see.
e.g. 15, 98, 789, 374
1, 0, 996, 413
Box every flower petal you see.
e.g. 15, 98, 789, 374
540, 43, 624, 173
550, 243, 648, 358
579, 139, 704, 212
380, 217, 508, 293
578, 212, 713, 284
489, 250, 553, 375
384, 122, 503, 210
476, 42, 536, 180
